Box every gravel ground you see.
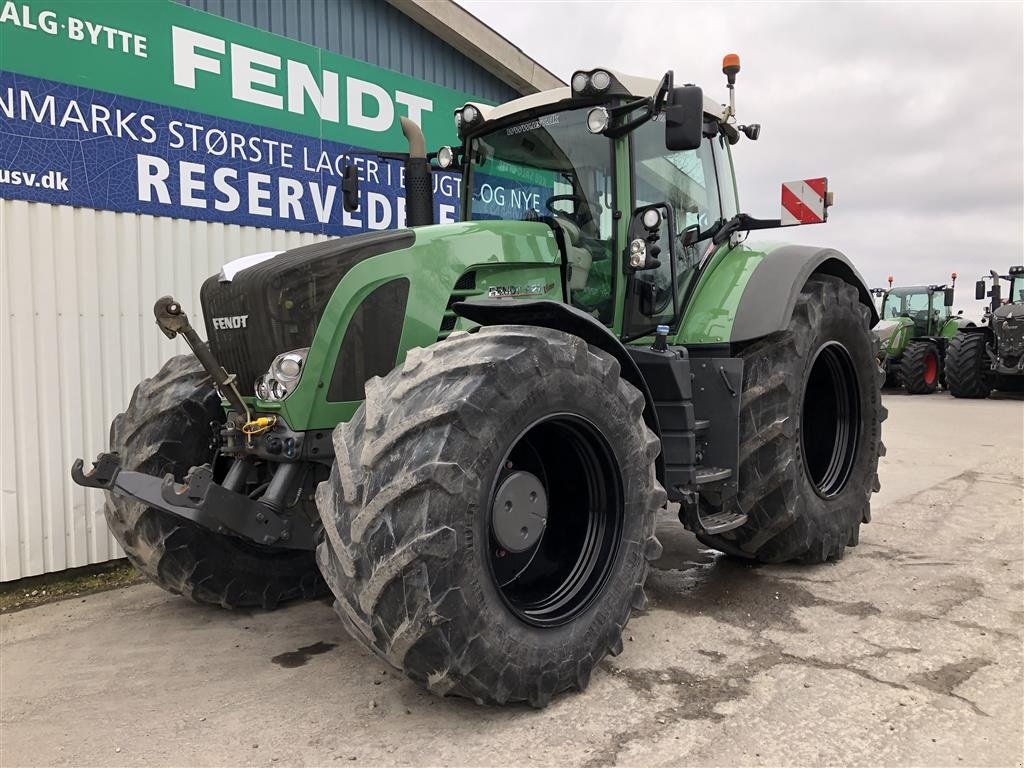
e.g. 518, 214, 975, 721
1, 391, 1022, 767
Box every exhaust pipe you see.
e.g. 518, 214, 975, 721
400, 116, 434, 227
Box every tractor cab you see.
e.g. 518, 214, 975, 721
437, 62, 828, 341
879, 285, 951, 336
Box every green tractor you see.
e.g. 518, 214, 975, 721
73, 57, 885, 707
946, 266, 1024, 397
872, 274, 968, 393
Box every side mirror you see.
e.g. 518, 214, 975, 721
664, 86, 704, 152
341, 164, 360, 213
944, 287, 955, 307
680, 223, 700, 247
975, 280, 986, 301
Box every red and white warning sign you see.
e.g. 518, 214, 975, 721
780, 177, 828, 225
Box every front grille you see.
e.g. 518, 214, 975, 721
201, 230, 414, 394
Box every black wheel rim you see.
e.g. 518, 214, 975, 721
801, 342, 862, 498
487, 414, 623, 628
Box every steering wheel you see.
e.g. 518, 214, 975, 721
546, 194, 584, 217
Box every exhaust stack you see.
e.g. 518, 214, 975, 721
400, 116, 434, 227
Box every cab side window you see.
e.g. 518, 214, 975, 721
713, 135, 739, 218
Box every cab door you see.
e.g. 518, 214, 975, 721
623, 118, 727, 339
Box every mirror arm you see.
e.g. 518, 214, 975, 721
711, 213, 783, 245
605, 98, 655, 139
720, 121, 741, 145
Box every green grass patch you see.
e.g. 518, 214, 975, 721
0, 561, 143, 613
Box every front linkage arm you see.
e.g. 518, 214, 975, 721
71, 453, 316, 550
153, 296, 250, 423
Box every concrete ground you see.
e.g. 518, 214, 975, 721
2, 392, 1022, 767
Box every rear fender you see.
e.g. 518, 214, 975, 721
728, 245, 877, 344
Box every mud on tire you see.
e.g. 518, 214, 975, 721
315, 326, 666, 707
699, 275, 885, 563
104, 355, 323, 608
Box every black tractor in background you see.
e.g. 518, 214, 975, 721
946, 266, 1024, 398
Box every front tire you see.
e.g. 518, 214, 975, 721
315, 326, 666, 706
699, 275, 885, 563
899, 340, 941, 394
946, 333, 992, 398
104, 355, 323, 608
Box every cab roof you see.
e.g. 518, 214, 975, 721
466, 68, 728, 126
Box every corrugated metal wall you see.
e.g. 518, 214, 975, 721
0, 200, 324, 580
1, 0, 526, 580
176, 0, 520, 104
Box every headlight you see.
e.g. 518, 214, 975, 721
436, 145, 454, 169
587, 107, 610, 134
255, 347, 309, 401
571, 72, 589, 93
590, 70, 611, 91
641, 208, 662, 230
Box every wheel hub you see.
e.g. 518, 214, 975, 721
491, 470, 548, 553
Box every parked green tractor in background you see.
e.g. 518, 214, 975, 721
872, 274, 969, 393
946, 266, 1024, 398
73, 57, 885, 707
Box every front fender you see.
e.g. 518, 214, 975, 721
454, 299, 663, 475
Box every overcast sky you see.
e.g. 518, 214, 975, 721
460, 1, 1023, 319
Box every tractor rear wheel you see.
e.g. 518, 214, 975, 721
104, 355, 323, 608
945, 332, 992, 398
899, 340, 941, 394
698, 275, 884, 563
315, 326, 665, 706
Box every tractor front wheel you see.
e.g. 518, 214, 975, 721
899, 340, 941, 394
945, 333, 992, 398
698, 275, 885, 563
104, 355, 323, 608
315, 326, 665, 706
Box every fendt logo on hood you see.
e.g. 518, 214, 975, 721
212, 314, 249, 330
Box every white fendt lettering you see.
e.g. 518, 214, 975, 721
211, 314, 249, 329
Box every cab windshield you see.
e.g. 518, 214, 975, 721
881, 289, 941, 320
882, 288, 946, 336
466, 108, 616, 321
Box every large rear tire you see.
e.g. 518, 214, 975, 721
945, 332, 992, 398
104, 355, 323, 608
315, 326, 665, 706
699, 275, 885, 563
899, 340, 941, 394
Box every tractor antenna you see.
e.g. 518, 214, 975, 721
951, 271, 957, 287
722, 53, 740, 122
887, 275, 894, 288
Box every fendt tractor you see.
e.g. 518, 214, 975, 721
871, 274, 969, 393
73, 57, 885, 707
946, 266, 1024, 398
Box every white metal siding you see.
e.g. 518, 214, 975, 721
0, 200, 324, 580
